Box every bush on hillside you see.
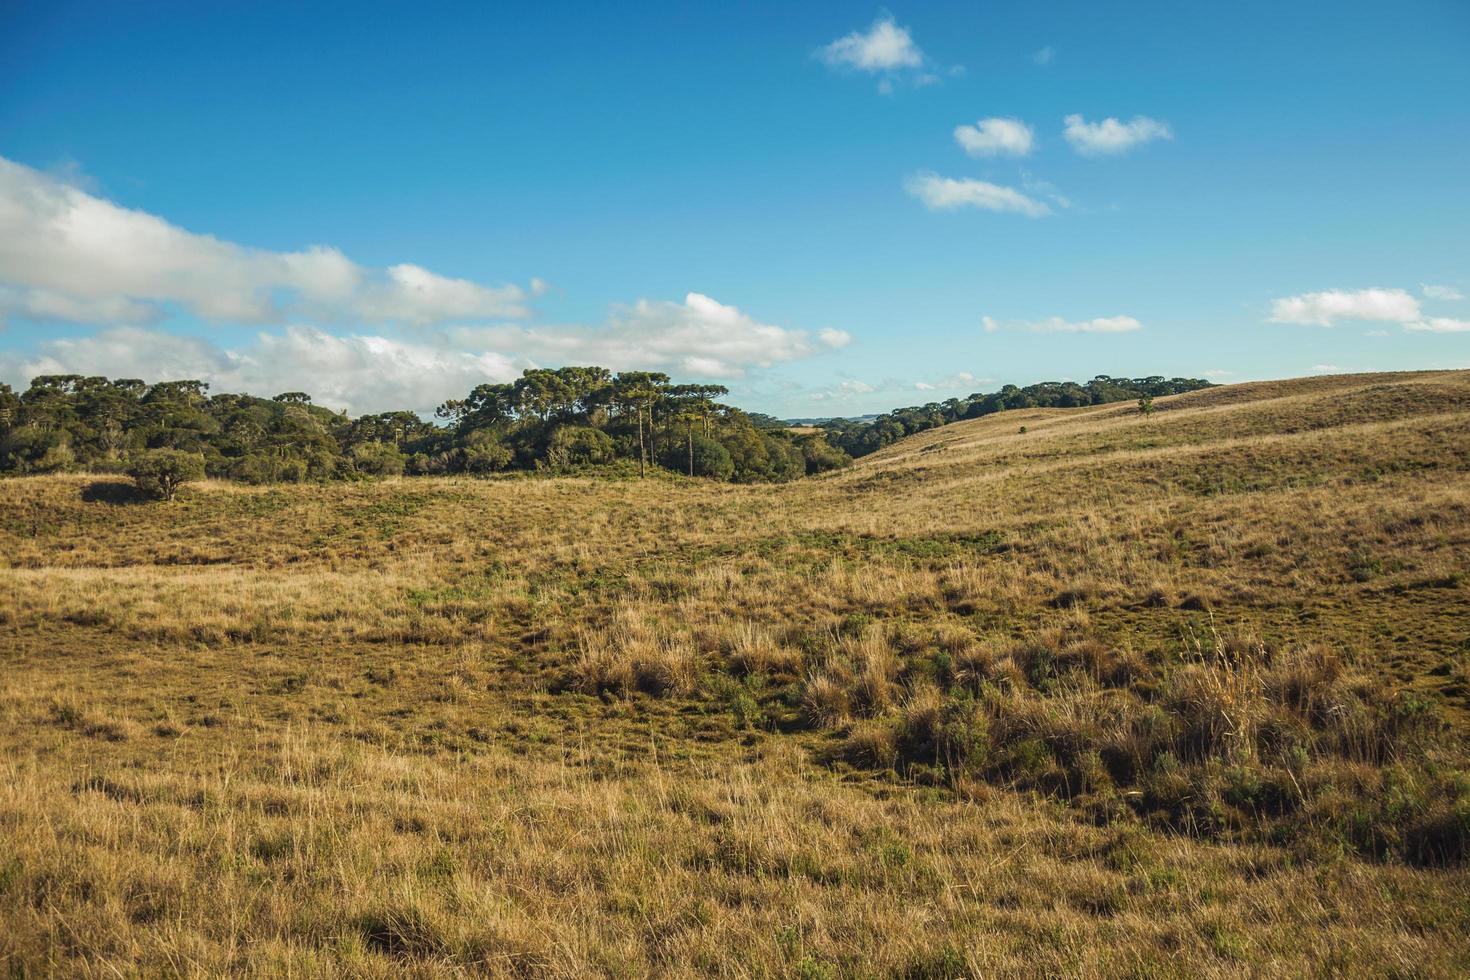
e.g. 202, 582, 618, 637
127, 449, 205, 501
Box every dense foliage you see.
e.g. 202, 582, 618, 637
0, 370, 852, 485
823, 375, 1215, 457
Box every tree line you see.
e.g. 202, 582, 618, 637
0, 369, 853, 486
0, 371, 1217, 489
820, 375, 1215, 457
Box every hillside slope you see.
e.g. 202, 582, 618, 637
2, 370, 1468, 976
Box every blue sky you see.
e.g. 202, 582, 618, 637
1, 0, 1467, 417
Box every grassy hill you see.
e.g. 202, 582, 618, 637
2, 370, 1468, 976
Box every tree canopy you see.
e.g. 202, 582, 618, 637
0, 369, 851, 485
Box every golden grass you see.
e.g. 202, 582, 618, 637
2, 369, 1469, 976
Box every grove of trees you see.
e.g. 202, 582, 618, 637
0, 369, 851, 485
0, 371, 1216, 487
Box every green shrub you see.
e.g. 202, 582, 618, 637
350, 441, 407, 476
690, 434, 735, 480
127, 449, 205, 501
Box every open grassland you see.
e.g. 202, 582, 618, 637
2, 370, 1469, 977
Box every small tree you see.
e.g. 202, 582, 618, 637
1138, 394, 1155, 415
349, 440, 406, 477
687, 434, 735, 480
544, 425, 615, 469
797, 434, 851, 475
128, 449, 205, 501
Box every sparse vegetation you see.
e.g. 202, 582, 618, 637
3, 370, 1469, 975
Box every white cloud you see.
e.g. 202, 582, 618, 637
0, 155, 532, 328
1270, 284, 1470, 334
0, 158, 853, 408
954, 117, 1035, 158
1404, 316, 1470, 333
817, 16, 957, 91
1422, 283, 1464, 301
913, 370, 989, 392
0, 325, 520, 416
449, 292, 843, 380
1030, 315, 1141, 334
356, 263, 529, 326
1311, 364, 1343, 373
1268, 288, 1421, 326
1062, 114, 1173, 156
1032, 46, 1055, 66
2, 290, 852, 412
818, 16, 923, 72
986, 314, 1142, 334
806, 370, 990, 406
807, 379, 876, 402
905, 173, 1051, 217
1202, 369, 1234, 378
0, 285, 161, 325
819, 327, 853, 348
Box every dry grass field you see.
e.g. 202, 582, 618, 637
3, 370, 1469, 977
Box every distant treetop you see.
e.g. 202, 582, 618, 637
820, 375, 1214, 458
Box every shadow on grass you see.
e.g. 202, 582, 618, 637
81, 480, 147, 504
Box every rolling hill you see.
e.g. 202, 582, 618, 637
2, 370, 1467, 976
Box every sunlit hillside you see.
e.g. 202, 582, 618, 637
2, 370, 1468, 976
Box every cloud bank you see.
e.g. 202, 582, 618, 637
0, 156, 532, 328
450, 292, 852, 381
1, 326, 521, 416
0, 156, 854, 410
1, 292, 853, 415
1268, 287, 1468, 332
